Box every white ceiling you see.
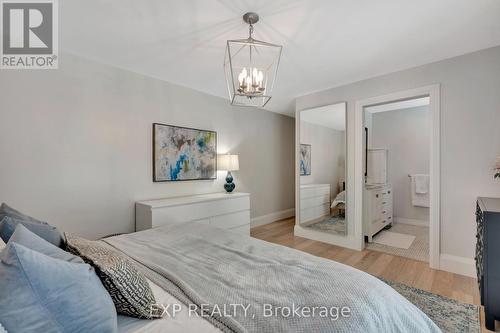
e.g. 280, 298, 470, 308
301, 102, 346, 131
61, 1, 500, 116
365, 97, 429, 113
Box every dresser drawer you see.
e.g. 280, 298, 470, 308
300, 185, 330, 199
136, 193, 251, 231
301, 203, 330, 223
150, 196, 250, 228
300, 194, 330, 209
210, 210, 250, 229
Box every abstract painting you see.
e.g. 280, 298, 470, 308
153, 123, 217, 181
300, 144, 311, 176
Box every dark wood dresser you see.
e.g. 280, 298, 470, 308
476, 197, 500, 330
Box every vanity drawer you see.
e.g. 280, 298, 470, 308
380, 213, 392, 224
380, 204, 392, 216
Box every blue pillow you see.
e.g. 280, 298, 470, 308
0, 242, 117, 333
8, 224, 83, 263
0, 216, 62, 246
0, 203, 48, 225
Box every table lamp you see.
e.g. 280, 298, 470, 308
218, 154, 239, 193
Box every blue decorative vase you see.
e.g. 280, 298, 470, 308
224, 171, 236, 193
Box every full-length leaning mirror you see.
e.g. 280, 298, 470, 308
296, 102, 348, 237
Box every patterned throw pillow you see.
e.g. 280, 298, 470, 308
65, 234, 161, 319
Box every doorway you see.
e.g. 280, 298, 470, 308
363, 97, 430, 262
354, 85, 440, 269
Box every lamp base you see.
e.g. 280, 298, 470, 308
224, 171, 236, 193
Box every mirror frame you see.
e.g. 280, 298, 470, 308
294, 102, 357, 248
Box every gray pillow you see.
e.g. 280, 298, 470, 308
65, 234, 161, 319
0, 203, 48, 225
0, 242, 117, 333
0, 216, 62, 246
8, 224, 82, 263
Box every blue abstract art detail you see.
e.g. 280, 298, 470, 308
153, 124, 217, 181
300, 144, 311, 176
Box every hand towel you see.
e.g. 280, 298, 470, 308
414, 174, 429, 194
411, 174, 430, 207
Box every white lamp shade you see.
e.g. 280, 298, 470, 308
218, 154, 239, 171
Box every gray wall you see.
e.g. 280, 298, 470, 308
0, 53, 295, 239
371, 106, 430, 223
296, 46, 500, 260
300, 121, 345, 198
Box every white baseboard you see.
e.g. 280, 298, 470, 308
251, 208, 295, 228
394, 217, 429, 227
294, 225, 363, 251
439, 254, 476, 278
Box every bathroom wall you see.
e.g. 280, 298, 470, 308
371, 106, 430, 225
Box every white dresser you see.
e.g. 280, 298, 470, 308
300, 184, 330, 224
363, 184, 393, 242
136, 192, 251, 235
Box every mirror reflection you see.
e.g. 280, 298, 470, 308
299, 102, 347, 236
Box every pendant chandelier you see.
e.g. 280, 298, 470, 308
224, 12, 282, 107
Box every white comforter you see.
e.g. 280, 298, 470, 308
106, 222, 440, 333
331, 190, 346, 208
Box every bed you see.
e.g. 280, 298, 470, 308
331, 190, 346, 209
103, 221, 440, 333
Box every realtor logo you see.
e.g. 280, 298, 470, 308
1, 0, 58, 69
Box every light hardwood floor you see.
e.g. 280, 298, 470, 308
251, 218, 493, 332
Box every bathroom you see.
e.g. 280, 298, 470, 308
363, 97, 431, 262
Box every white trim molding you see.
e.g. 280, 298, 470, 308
355, 84, 441, 269
251, 209, 295, 228
394, 217, 429, 227
439, 254, 476, 278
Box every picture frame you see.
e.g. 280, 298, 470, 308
152, 123, 217, 182
300, 144, 311, 176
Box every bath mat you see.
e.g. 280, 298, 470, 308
373, 231, 415, 249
